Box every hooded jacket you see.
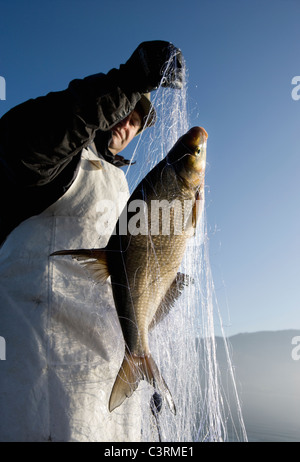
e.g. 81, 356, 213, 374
0, 69, 141, 244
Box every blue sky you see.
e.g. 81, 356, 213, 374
0, 0, 299, 335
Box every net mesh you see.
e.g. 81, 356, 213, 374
122, 53, 248, 442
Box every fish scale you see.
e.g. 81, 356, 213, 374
119, 181, 196, 356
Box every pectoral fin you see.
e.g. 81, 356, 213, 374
149, 272, 192, 330
50, 248, 110, 283
192, 189, 203, 229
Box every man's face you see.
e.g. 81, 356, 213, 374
108, 109, 142, 156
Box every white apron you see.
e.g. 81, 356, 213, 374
0, 145, 141, 442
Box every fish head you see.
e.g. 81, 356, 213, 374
168, 126, 208, 189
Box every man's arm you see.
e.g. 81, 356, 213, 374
0, 40, 183, 189
0, 41, 183, 243
0, 69, 141, 188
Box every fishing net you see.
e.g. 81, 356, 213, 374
122, 51, 248, 442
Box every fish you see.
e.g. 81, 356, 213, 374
50, 126, 207, 414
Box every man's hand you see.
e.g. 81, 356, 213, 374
120, 40, 184, 93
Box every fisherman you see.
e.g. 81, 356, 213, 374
0, 41, 183, 442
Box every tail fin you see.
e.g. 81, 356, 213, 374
109, 351, 176, 415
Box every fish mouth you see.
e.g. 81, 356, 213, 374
184, 127, 208, 155
175, 126, 207, 186
177, 127, 208, 162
